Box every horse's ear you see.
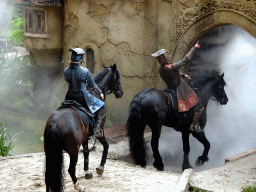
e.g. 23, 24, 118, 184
221, 72, 224, 78
102, 64, 107, 68
112, 64, 117, 70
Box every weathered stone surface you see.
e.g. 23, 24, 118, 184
20, 0, 256, 123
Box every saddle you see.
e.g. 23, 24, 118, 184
164, 88, 178, 111
58, 100, 95, 128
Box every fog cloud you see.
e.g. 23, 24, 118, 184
146, 25, 256, 172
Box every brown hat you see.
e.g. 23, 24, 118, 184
151, 49, 171, 65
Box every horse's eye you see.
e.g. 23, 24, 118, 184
219, 85, 224, 89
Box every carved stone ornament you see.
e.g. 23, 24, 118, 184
177, 0, 256, 40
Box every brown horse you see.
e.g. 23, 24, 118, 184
44, 64, 123, 192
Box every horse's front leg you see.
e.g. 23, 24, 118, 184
181, 131, 193, 171
94, 112, 109, 175
96, 135, 109, 175
191, 131, 210, 167
82, 140, 93, 179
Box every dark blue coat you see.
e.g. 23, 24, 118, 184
64, 64, 104, 114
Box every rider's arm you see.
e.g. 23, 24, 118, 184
171, 47, 196, 70
86, 69, 102, 95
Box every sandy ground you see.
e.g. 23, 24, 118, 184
0, 139, 181, 192
190, 152, 256, 192
0, 138, 256, 192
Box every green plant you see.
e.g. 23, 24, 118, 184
0, 122, 17, 156
241, 185, 256, 192
7, 2, 24, 46
188, 186, 211, 192
40, 136, 44, 143
9, 17, 24, 46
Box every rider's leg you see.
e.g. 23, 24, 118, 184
190, 103, 204, 132
93, 107, 105, 137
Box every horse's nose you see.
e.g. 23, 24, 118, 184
115, 91, 124, 98
220, 97, 228, 105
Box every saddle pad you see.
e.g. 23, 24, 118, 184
58, 100, 95, 128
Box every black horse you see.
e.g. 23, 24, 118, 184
126, 72, 228, 171
44, 64, 123, 192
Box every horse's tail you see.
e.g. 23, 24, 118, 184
126, 93, 147, 167
44, 122, 64, 192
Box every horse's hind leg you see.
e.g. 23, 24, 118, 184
182, 131, 193, 171
69, 153, 85, 192
149, 122, 164, 171
82, 140, 93, 179
96, 135, 109, 175
192, 131, 210, 167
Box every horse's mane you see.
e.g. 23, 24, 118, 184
94, 66, 121, 84
94, 68, 109, 84
193, 71, 226, 87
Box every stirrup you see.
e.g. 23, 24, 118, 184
94, 129, 103, 137
190, 124, 203, 132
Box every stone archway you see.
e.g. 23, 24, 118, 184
172, 6, 256, 62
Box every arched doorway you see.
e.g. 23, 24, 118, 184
148, 24, 256, 172
173, 10, 256, 62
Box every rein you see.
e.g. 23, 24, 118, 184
97, 82, 122, 96
88, 136, 97, 152
188, 79, 215, 100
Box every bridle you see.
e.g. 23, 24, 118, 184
107, 82, 122, 95
189, 79, 225, 102
97, 70, 122, 96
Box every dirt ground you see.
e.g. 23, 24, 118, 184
0, 139, 182, 192
0, 138, 256, 192
190, 151, 256, 192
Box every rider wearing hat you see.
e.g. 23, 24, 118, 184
64, 48, 105, 137
151, 41, 204, 132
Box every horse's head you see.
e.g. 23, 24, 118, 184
212, 73, 228, 105
95, 64, 123, 98
105, 64, 123, 98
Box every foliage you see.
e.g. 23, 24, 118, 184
0, 49, 37, 114
40, 136, 44, 143
7, 2, 24, 46
0, 122, 17, 156
241, 186, 256, 192
188, 186, 211, 192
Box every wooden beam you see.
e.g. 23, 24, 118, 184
174, 168, 193, 192
225, 148, 256, 163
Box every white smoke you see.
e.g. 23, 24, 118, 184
146, 25, 256, 172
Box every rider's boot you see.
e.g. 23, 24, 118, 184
189, 107, 204, 132
93, 114, 105, 137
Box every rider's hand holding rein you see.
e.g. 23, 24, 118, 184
101, 93, 104, 101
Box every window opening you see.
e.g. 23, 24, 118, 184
25, 8, 46, 34
86, 48, 95, 74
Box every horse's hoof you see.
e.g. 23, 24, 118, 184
85, 172, 93, 179
195, 158, 203, 167
153, 162, 164, 171
96, 166, 104, 175
74, 181, 85, 192
195, 156, 209, 167
182, 164, 193, 171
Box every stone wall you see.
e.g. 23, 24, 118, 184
63, 0, 159, 124
23, 6, 63, 68
21, 0, 256, 125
